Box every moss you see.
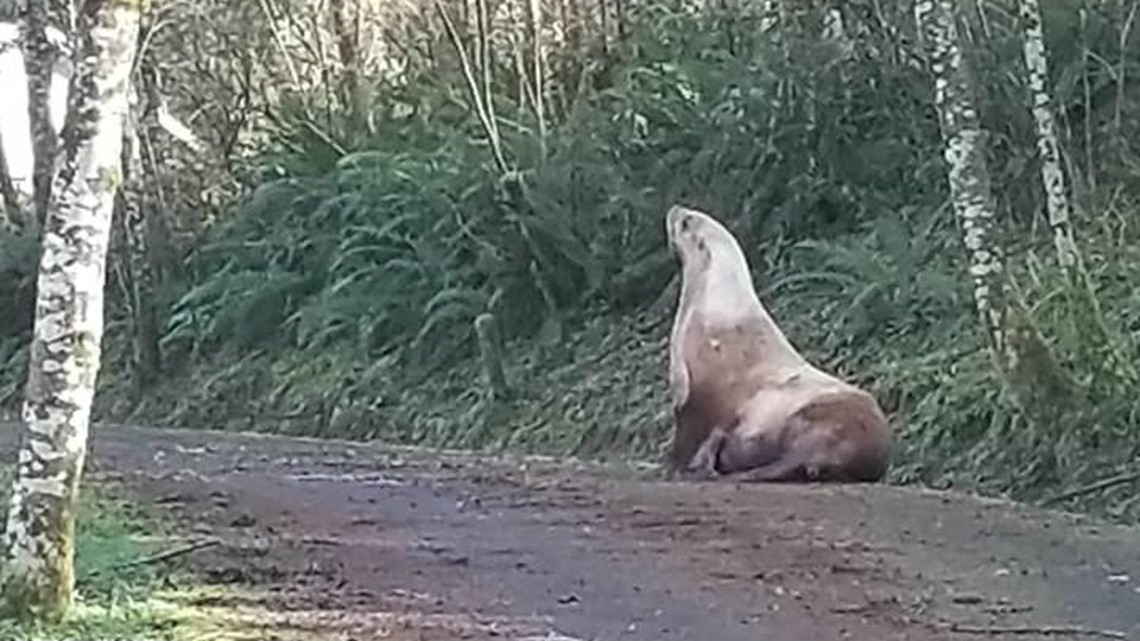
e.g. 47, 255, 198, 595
0, 508, 75, 623
0, 465, 224, 639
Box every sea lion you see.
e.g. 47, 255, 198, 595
665, 205, 892, 483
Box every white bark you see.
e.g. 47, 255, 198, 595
1018, 0, 1078, 269
21, 7, 69, 223
0, 20, 70, 208
155, 102, 203, 152
914, 0, 1009, 362
2, 0, 141, 619
527, 0, 545, 156
0, 127, 20, 223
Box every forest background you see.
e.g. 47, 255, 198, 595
3, 0, 1140, 525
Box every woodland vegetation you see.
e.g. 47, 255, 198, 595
0, 464, 191, 639
3, 0, 1140, 525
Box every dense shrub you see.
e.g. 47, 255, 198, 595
6, 0, 1140, 520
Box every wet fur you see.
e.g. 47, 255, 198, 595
665, 205, 892, 483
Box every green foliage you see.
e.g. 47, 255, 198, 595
27, 0, 1140, 523
0, 470, 196, 640
165, 2, 941, 371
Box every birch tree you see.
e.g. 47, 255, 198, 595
1018, 0, 1079, 269
915, 0, 1010, 362
1, 17, 69, 228
117, 82, 162, 398
1, 0, 142, 621
0, 129, 20, 224
527, 0, 546, 157
117, 3, 166, 397
1018, 0, 1135, 386
914, 0, 1077, 417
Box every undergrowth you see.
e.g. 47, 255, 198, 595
3, 0, 1140, 523
0, 467, 213, 640
100, 203, 1140, 523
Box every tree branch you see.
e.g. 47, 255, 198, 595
1042, 470, 1140, 506
155, 103, 204, 152
433, 0, 507, 175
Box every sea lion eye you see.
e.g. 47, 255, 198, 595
680, 217, 691, 232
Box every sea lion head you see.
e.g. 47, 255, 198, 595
666, 205, 746, 274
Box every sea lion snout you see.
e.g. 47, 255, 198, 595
667, 204, 698, 228
666, 205, 703, 251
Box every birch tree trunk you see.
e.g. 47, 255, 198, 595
914, 0, 1010, 362
1018, 0, 1078, 269
119, 3, 164, 398
527, 0, 546, 157
21, 2, 63, 230
1, 0, 142, 621
915, 0, 1078, 420
117, 94, 161, 398
0, 128, 20, 225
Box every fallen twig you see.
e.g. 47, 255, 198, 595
982, 604, 1035, 616
949, 623, 1126, 639
629, 516, 702, 528
1042, 470, 1140, 506
108, 538, 221, 572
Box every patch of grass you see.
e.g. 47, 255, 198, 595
0, 466, 216, 640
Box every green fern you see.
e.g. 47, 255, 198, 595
76, 0, 1140, 524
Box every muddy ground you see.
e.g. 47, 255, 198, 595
3, 423, 1139, 640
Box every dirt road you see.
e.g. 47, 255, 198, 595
4, 424, 1139, 640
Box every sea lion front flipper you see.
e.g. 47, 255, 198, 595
680, 424, 731, 481
668, 333, 691, 411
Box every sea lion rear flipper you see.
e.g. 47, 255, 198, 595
723, 455, 811, 483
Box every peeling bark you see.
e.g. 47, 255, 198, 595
914, 0, 1009, 362
1018, 0, 1078, 270
2, 0, 141, 621
916, 0, 1080, 421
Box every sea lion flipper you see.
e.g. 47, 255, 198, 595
683, 424, 729, 479
668, 339, 690, 410
723, 455, 808, 483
